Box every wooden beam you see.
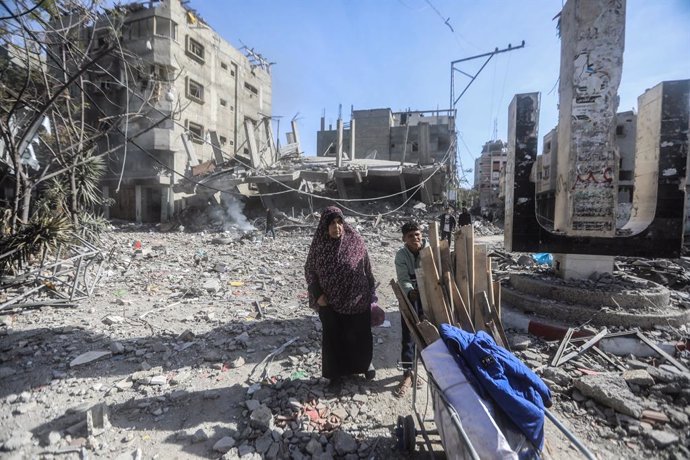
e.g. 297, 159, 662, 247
454, 229, 470, 318
390, 280, 426, 349
420, 246, 451, 327
447, 272, 475, 332
415, 267, 434, 324
429, 220, 442, 277
492, 280, 501, 317
472, 244, 488, 331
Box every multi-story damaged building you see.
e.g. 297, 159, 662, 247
473, 140, 508, 213
314, 108, 457, 204
55, 0, 273, 222
533, 111, 637, 228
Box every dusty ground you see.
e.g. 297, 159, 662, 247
0, 215, 687, 459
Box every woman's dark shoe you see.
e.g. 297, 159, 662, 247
365, 369, 376, 380
327, 377, 342, 393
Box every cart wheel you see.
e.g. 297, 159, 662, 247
403, 414, 416, 452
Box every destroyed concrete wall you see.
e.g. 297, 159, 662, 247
73, 0, 272, 223
554, 0, 625, 236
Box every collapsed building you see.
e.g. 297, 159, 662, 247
53, 0, 274, 223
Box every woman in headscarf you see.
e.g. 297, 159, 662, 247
305, 206, 378, 387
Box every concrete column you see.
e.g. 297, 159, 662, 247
335, 177, 348, 199
291, 119, 301, 151
161, 186, 173, 222
350, 118, 356, 160
336, 118, 343, 167
418, 122, 430, 164
244, 119, 260, 168
135, 185, 142, 224
553, 0, 625, 237
263, 117, 276, 165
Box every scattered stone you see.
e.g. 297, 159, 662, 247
231, 356, 245, 368
70, 350, 112, 367
249, 405, 273, 431
573, 374, 643, 418
508, 334, 532, 351
332, 431, 357, 455
254, 432, 273, 454
87, 403, 111, 437
148, 375, 167, 386
213, 436, 236, 453
110, 342, 125, 354
245, 399, 261, 411
47, 431, 61, 445
305, 438, 322, 455
542, 367, 571, 387
622, 369, 654, 387
177, 330, 195, 342
102, 315, 125, 325
203, 278, 221, 293
647, 430, 679, 448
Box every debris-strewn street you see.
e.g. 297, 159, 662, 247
0, 211, 688, 459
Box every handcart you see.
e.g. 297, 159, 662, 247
395, 338, 596, 460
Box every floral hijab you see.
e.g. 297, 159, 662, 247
304, 206, 375, 314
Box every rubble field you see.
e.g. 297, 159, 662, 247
0, 211, 688, 460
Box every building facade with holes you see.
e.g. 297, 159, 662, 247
69, 0, 272, 222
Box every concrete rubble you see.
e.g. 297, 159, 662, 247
0, 205, 688, 459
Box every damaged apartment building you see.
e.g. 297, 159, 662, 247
56, 0, 274, 222
312, 108, 457, 205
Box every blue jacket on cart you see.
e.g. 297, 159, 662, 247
439, 323, 552, 451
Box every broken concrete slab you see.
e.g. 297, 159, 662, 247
647, 430, 679, 448
573, 373, 643, 418
213, 436, 236, 453
69, 350, 111, 367
622, 369, 655, 387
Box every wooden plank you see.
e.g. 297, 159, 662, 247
492, 280, 501, 317
429, 220, 442, 278
454, 229, 470, 318
558, 328, 609, 366
439, 239, 452, 280
415, 267, 434, 324
636, 331, 689, 373
448, 274, 475, 332
390, 280, 426, 350
486, 256, 495, 308
487, 298, 511, 351
551, 328, 574, 367
420, 246, 451, 327
418, 320, 441, 345
476, 291, 508, 348
466, 225, 475, 318
472, 244, 488, 331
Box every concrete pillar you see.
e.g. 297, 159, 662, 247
244, 119, 260, 168
336, 118, 343, 167
291, 119, 301, 151
102, 185, 110, 220
350, 118, 356, 160
263, 117, 276, 165
161, 186, 173, 222
135, 185, 142, 224
505, 93, 540, 252
553, 0, 625, 237
418, 122, 430, 164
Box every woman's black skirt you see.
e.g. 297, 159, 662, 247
318, 305, 372, 379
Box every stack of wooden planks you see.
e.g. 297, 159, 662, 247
391, 221, 510, 350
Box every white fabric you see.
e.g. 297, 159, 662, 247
421, 339, 517, 460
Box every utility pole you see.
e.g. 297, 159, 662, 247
449, 41, 525, 193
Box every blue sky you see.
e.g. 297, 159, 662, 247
193, 0, 690, 186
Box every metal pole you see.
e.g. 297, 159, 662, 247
545, 409, 597, 460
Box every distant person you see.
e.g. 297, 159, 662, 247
458, 207, 472, 227
265, 207, 275, 238
438, 206, 456, 242
304, 206, 378, 390
394, 221, 427, 397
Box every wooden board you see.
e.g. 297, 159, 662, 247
429, 221, 442, 278
477, 291, 508, 349
454, 229, 470, 318
472, 244, 488, 331
439, 239, 452, 279
418, 320, 441, 345
448, 273, 475, 332
415, 267, 434, 325
420, 246, 451, 327
492, 280, 501, 317
390, 280, 426, 350
466, 225, 475, 318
